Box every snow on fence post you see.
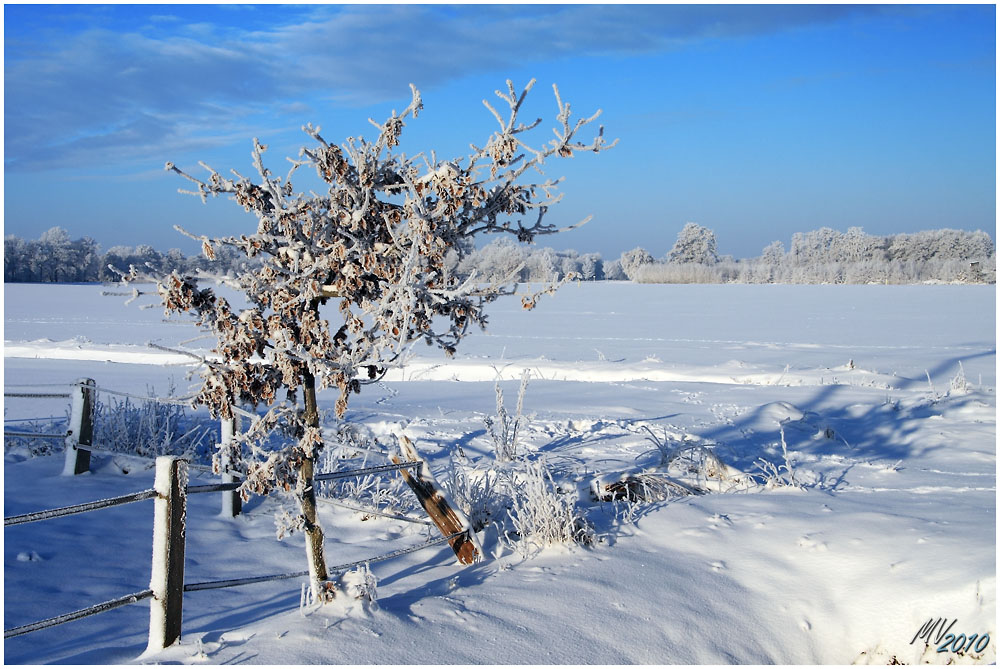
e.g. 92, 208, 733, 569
218, 417, 242, 518
61, 378, 95, 476
147, 456, 188, 653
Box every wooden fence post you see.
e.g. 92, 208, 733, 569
62, 378, 95, 476
219, 417, 241, 518
392, 435, 481, 564
147, 456, 188, 653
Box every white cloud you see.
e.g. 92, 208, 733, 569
4, 4, 889, 171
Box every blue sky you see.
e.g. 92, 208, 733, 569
4, 4, 996, 260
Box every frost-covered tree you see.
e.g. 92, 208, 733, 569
524, 246, 561, 281
559, 253, 582, 281
138, 79, 614, 598
619, 247, 654, 281
667, 222, 719, 265
789, 227, 840, 266
472, 237, 528, 282
760, 240, 785, 265
837, 226, 885, 263
578, 252, 603, 281
887, 228, 995, 263
603, 258, 627, 281
4, 235, 28, 282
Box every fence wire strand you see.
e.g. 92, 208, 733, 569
314, 461, 422, 482
4, 431, 66, 439
4, 589, 154, 639
4, 489, 157, 527
92, 385, 199, 406
317, 497, 434, 525
187, 482, 241, 495
184, 531, 465, 593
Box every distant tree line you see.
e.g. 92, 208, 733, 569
4, 227, 255, 283
625, 224, 996, 285
4, 224, 995, 285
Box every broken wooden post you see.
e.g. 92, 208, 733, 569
147, 456, 188, 653
392, 435, 481, 564
62, 378, 95, 476
218, 416, 242, 518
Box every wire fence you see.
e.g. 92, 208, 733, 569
4, 380, 468, 647
3, 475, 161, 639
4, 384, 80, 442
4, 471, 467, 641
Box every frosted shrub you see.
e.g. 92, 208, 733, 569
125, 79, 613, 596
502, 459, 594, 556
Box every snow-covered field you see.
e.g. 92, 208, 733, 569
4, 282, 996, 664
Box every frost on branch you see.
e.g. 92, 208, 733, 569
152, 79, 614, 504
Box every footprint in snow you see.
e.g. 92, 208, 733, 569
796, 535, 829, 552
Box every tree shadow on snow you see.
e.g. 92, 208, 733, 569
696, 382, 990, 481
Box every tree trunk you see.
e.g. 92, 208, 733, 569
300, 367, 331, 601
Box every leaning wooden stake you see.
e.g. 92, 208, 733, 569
392, 435, 481, 564
147, 456, 188, 653
62, 378, 95, 476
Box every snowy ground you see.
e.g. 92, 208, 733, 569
4, 282, 996, 664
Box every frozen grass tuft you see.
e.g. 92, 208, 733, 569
446, 454, 503, 532
484, 370, 530, 463
753, 426, 800, 489
949, 361, 971, 395
502, 459, 594, 556
93, 386, 215, 462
